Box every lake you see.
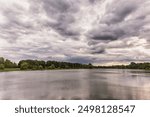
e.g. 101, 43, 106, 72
0, 69, 150, 100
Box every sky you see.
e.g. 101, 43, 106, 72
0, 0, 150, 65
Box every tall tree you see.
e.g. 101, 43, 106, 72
0, 57, 4, 64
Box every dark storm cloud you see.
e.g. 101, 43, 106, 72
48, 21, 80, 39
89, 46, 105, 54
88, 0, 98, 4
66, 56, 95, 64
0, 3, 37, 43
101, 0, 140, 24
87, 0, 149, 42
88, 25, 125, 41
34, 0, 81, 38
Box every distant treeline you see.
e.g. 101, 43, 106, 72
0, 57, 93, 70
0, 57, 150, 70
18, 60, 93, 70
98, 62, 150, 70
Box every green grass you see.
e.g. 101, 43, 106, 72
0, 68, 20, 72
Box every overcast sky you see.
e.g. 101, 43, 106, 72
0, 0, 150, 65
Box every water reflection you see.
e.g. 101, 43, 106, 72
0, 69, 150, 100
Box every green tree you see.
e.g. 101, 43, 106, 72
4, 59, 17, 68
20, 62, 29, 70
32, 65, 38, 70
0, 64, 5, 70
48, 64, 56, 69
38, 65, 43, 70
88, 63, 93, 69
0, 57, 5, 64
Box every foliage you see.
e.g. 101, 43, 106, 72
1, 56, 150, 71
0, 64, 5, 70
20, 62, 29, 70
39, 65, 44, 70
98, 62, 150, 70
4, 59, 17, 68
0, 57, 5, 64
48, 64, 56, 69
88, 63, 93, 69
18, 60, 94, 70
127, 62, 150, 70
0, 57, 18, 69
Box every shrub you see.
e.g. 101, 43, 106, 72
0, 64, 5, 70
20, 62, 29, 70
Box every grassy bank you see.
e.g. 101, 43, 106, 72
0, 68, 20, 72
0, 68, 94, 72
0, 68, 150, 72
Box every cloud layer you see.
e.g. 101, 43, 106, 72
0, 0, 150, 65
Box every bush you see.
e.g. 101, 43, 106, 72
20, 62, 29, 70
0, 64, 5, 70
38, 65, 43, 70
48, 64, 56, 69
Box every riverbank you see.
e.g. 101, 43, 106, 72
0, 68, 20, 72
0, 68, 92, 72
0, 68, 150, 73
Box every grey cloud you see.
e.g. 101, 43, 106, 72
90, 48, 105, 54
48, 20, 80, 39
0, 4, 37, 43
101, 0, 141, 24
88, 24, 125, 41
87, 0, 149, 42
66, 56, 95, 64
88, 44, 106, 54
88, 0, 99, 4
36, 0, 81, 38
42, 0, 78, 14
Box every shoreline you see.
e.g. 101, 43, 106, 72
0, 68, 94, 72
0, 68, 150, 73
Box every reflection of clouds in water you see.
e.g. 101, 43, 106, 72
0, 70, 90, 99
87, 69, 150, 99
88, 80, 150, 100
106, 85, 150, 100
93, 69, 150, 87
46, 79, 88, 99
0, 69, 150, 99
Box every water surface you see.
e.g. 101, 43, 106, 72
0, 69, 150, 100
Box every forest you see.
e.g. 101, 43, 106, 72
0, 57, 150, 71
0, 57, 93, 70
98, 62, 150, 70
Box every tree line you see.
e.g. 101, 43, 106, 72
0, 57, 94, 70
0, 57, 17, 70
18, 60, 94, 70
0, 57, 150, 70
98, 62, 150, 70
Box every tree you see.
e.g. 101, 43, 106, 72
13, 62, 18, 68
39, 65, 43, 70
4, 59, 17, 68
0, 64, 5, 70
88, 63, 93, 69
38, 61, 46, 68
20, 62, 29, 70
32, 65, 38, 70
0, 57, 4, 64
48, 64, 56, 69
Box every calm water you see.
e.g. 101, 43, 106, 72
0, 69, 150, 100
